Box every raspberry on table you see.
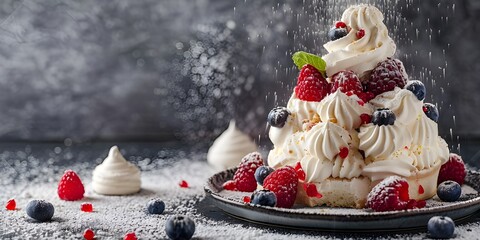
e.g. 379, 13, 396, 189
295, 64, 329, 102
81, 202, 93, 212
5, 199, 16, 211
124, 232, 137, 240
365, 58, 408, 96
83, 229, 95, 240
263, 166, 299, 208
366, 176, 425, 212
438, 153, 466, 185
57, 169, 85, 201
179, 180, 189, 188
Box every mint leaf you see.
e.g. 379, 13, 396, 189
292, 51, 326, 74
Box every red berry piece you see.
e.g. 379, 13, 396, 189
360, 114, 372, 124
367, 176, 426, 212
222, 180, 237, 191
335, 21, 347, 28
232, 152, 264, 192
5, 199, 16, 211
294, 162, 306, 181
243, 196, 251, 204
365, 58, 408, 96
58, 169, 85, 201
330, 70, 363, 95
303, 183, 323, 198
179, 180, 189, 188
295, 64, 329, 102
339, 147, 349, 159
438, 153, 466, 185
418, 185, 425, 195
356, 29, 365, 39
83, 229, 95, 240
81, 202, 93, 212
124, 232, 137, 240
263, 166, 298, 208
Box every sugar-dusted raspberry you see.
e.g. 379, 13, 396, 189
263, 166, 298, 208
366, 176, 425, 212
330, 70, 363, 95
58, 169, 85, 201
295, 64, 329, 102
365, 58, 408, 96
438, 153, 466, 185
222, 180, 237, 191
223, 152, 264, 192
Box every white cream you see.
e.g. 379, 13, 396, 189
287, 93, 320, 127
268, 131, 306, 169
92, 146, 141, 195
323, 4, 396, 77
207, 121, 258, 171
362, 148, 416, 181
301, 154, 333, 183
331, 149, 365, 179
358, 123, 412, 160
305, 121, 351, 160
409, 114, 440, 170
317, 90, 373, 130
268, 115, 299, 147
370, 87, 423, 126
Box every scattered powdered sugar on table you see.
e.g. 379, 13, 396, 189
1, 143, 480, 239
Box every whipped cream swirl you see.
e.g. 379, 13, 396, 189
268, 131, 306, 168
359, 123, 412, 160
318, 90, 373, 130
305, 121, 351, 160
207, 121, 258, 171
92, 146, 141, 195
301, 154, 333, 183
323, 4, 396, 77
269, 115, 299, 147
287, 93, 320, 127
370, 87, 423, 126
331, 149, 365, 179
362, 148, 416, 181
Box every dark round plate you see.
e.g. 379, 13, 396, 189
204, 169, 480, 232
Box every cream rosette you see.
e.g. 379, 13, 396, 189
287, 93, 320, 128
267, 131, 306, 169
358, 123, 412, 160
370, 87, 423, 126
362, 148, 417, 181
305, 121, 352, 161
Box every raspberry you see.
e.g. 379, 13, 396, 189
438, 153, 466, 185
335, 21, 347, 28
81, 202, 93, 212
179, 180, 189, 188
263, 166, 298, 208
83, 229, 95, 240
366, 176, 425, 212
360, 114, 372, 124
330, 70, 363, 95
356, 29, 365, 39
225, 152, 264, 192
365, 58, 408, 96
124, 232, 137, 240
294, 162, 306, 181
295, 64, 329, 102
58, 170, 85, 201
5, 199, 16, 211
303, 182, 323, 198
243, 196, 251, 204
339, 147, 349, 159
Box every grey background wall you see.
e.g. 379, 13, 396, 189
0, 0, 478, 146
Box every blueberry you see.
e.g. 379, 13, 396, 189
437, 181, 462, 202
254, 166, 274, 186
250, 190, 277, 207
328, 27, 348, 41
165, 215, 195, 240
371, 108, 396, 126
423, 103, 439, 122
405, 80, 426, 101
267, 107, 290, 128
147, 198, 165, 214
428, 216, 455, 239
26, 200, 54, 222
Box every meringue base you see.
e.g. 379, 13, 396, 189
295, 162, 441, 208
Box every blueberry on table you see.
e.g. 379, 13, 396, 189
428, 216, 455, 239
328, 27, 348, 41
251, 190, 277, 207
165, 215, 195, 240
423, 103, 439, 122
147, 198, 165, 214
254, 166, 274, 186
267, 107, 290, 128
371, 108, 396, 126
26, 200, 54, 222
405, 80, 426, 101
437, 181, 462, 202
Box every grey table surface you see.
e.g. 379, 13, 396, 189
1, 141, 480, 239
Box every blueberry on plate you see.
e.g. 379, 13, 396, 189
165, 215, 195, 240
254, 166, 275, 186
437, 181, 462, 202
147, 198, 165, 214
405, 80, 426, 101
428, 216, 455, 239
26, 200, 54, 222
267, 107, 290, 128
371, 108, 396, 126
328, 27, 348, 41
250, 190, 277, 207
423, 103, 439, 122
